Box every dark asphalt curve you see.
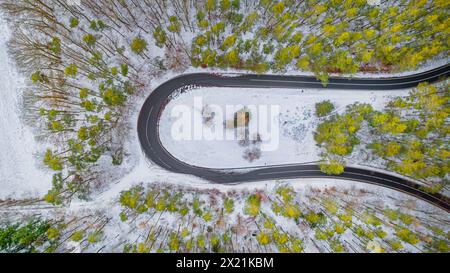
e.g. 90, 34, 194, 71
138, 64, 450, 212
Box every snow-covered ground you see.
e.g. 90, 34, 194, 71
159, 86, 409, 168
0, 16, 51, 199
0, 14, 441, 206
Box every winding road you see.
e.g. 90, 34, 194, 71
138, 64, 450, 212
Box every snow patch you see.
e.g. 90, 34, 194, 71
0, 15, 51, 199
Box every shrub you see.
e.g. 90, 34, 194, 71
315, 100, 335, 117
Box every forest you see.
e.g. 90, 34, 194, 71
0, 0, 447, 201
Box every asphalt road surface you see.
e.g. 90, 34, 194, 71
137, 64, 450, 212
